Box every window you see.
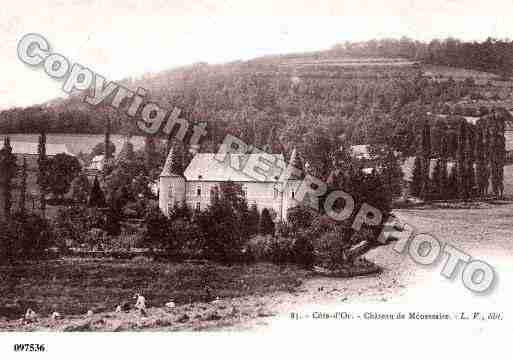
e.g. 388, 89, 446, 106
168, 185, 173, 199
241, 185, 247, 198
197, 186, 201, 197
291, 190, 295, 199
196, 202, 201, 211
273, 187, 279, 199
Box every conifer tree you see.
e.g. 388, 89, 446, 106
37, 131, 48, 218
88, 176, 107, 208
144, 136, 157, 171
420, 121, 431, 199
439, 134, 449, 198
410, 156, 423, 198
447, 165, 459, 199
118, 140, 135, 163
464, 135, 475, 198
19, 156, 27, 215
489, 111, 506, 198
475, 125, 488, 196
259, 208, 275, 236
432, 159, 444, 200
456, 121, 467, 198
70, 172, 91, 204
104, 120, 112, 160
0, 137, 17, 219
247, 203, 260, 236
381, 149, 403, 199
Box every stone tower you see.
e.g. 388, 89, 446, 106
159, 144, 186, 216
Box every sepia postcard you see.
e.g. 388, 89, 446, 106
0, 1, 511, 357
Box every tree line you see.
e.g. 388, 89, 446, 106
331, 37, 513, 78
410, 109, 507, 200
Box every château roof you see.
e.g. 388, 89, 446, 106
184, 153, 285, 182
160, 147, 184, 177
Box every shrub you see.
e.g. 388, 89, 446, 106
53, 205, 104, 248
276, 220, 293, 238
108, 225, 144, 251
178, 221, 202, 259
313, 231, 352, 270
243, 236, 270, 262
259, 208, 275, 235
267, 237, 295, 264
292, 231, 315, 268
86, 228, 109, 250
0, 212, 53, 261
195, 203, 246, 263
244, 235, 300, 264
142, 206, 171, 251
195, 183, 250, 263
312, 225, 363, 270
287, 204, 314, 231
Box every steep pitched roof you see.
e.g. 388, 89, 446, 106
288, 148, 304, 180
160, 147, 183, 177
184, 153, 285, 182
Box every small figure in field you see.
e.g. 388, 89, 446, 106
134, 293, 147, 316
86, 310, 94, 317
118, 301, 131, 312
24, 308, 37, 322
212, 296, 221, 304
115, 305, 122, 313
165, 301, 176, 310
51, 312, 61, 320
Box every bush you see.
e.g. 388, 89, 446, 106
244, 235, 293, 263
292, 232, 315, 268
276, 220, 294, 238
0, 212, 53, 261
142, 206, 171, 251
259, 208, 275, 235
53, 205, 104, 248
312, 225, 363, 270
108, 225, 144, 251
287, 204, 314, 231
244, 234, 313, 266
313, 231, 351, 270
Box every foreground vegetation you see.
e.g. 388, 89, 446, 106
0, 259, 305, 320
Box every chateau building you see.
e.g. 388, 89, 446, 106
159, 146, 303, 221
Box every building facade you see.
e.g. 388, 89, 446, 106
159, 149, 302, 221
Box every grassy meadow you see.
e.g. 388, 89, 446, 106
0, 259, 305, 321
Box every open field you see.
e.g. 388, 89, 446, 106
0, 133, 146, 155
0, 260, 305, 323
423, 64, 502, 83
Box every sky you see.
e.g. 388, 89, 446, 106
0, 0, 512, 109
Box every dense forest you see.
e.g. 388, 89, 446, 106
1, 37, 512, 168
330, 37, 513, 78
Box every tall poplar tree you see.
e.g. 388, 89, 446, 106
420, 121, 431, 199
456, 120, 467, 198
18, 156, 27, 215
475, 125, 488, 196
37, 131, 48, 218
0, 137, 17, 219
